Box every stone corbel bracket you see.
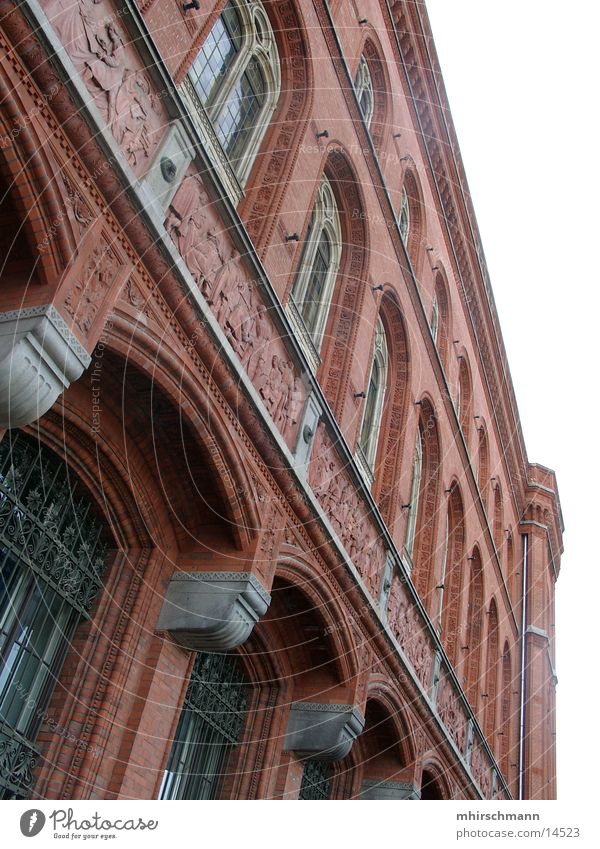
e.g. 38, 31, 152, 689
156, 571, 271, 651
284, 702, 365, 761
0, 305, 91, 428
360, 778, 420, 800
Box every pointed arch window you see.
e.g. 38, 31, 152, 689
404, 428, 423, 564
288, 177, 342, 367
500, 643, 512, 779
160, 651, 248, 800
430, 294, 440, 344
0, 433, 108, 799
354, 56, 374, 128
356, 319, 389, 482
399, 187, 410, 246
477, 426, 490, 507
493, 484, 503, 554
436, 509, 450, 632
457, 358, 472, 445
184, 0, 281, 192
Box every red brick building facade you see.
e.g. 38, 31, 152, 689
0, 0, 563, 800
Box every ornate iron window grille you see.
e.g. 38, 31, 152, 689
299, 760, 332, 800
0, 432, 108, 799
160, 651, 248, 800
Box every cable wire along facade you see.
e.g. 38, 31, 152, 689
0, 0, 562, 800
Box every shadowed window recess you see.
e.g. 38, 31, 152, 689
160, 651, 249, 800
0, 433, 108, 800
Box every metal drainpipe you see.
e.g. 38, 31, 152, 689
518, 532, 529, 799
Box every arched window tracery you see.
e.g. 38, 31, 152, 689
354, 55, 374, 128
404, 427, 423, 564
356, 318, 389, 482
185, 0, 281, 190
288, 176, 342, 367
399, 187, 410, 246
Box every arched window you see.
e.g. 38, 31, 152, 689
435, 509, 450, 632
430, 294, 439, 344
477, 426, 490, 508
160, 651, 248, 800
465, 550, 484, 709
457, 358, 472, 446
289, 177, 342, 366
493, 484, 503, 554
506, 532, 516, 604
0, 433, 108, 800
440, 486, 465, 666
431, 276, 450, 369
483, 599, 499, 743
500, 642, 512, 780
356, 318, 389, 481
404, 428, 423, 564
185, 0, 281, 188
354, 56, 374, 128
399, 187, 410, 246
407, 401, 441, 610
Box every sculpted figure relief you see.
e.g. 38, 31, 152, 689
166, 175, 225, 298
258, 355, 298, 434
64, 239, 121, 334
437, 675, 467, 753
45, 0, 159, 167
470, 744, 492, 798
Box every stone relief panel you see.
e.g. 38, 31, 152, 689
309, 424, 385, 599
254, 502, 285, 589
470, 738, 493, 799
387, 575, 434, 689
63, 232, 126, 339
43, 0, 167, 173
165, 173, 305, 448
436, 671, 469, 757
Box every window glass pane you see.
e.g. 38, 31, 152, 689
189, 2, 242, 108
0, 432, 109, 799
216, 57, 266, 164
160, 651, 248, 800
0, 578, 75, 735
298, 231, 331, 338
354, 56, 373, 127
359, 360, 380, 455
405, 430, 423, 558
399, 188, 410, 245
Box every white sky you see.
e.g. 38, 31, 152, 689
425, 1, 600, 803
